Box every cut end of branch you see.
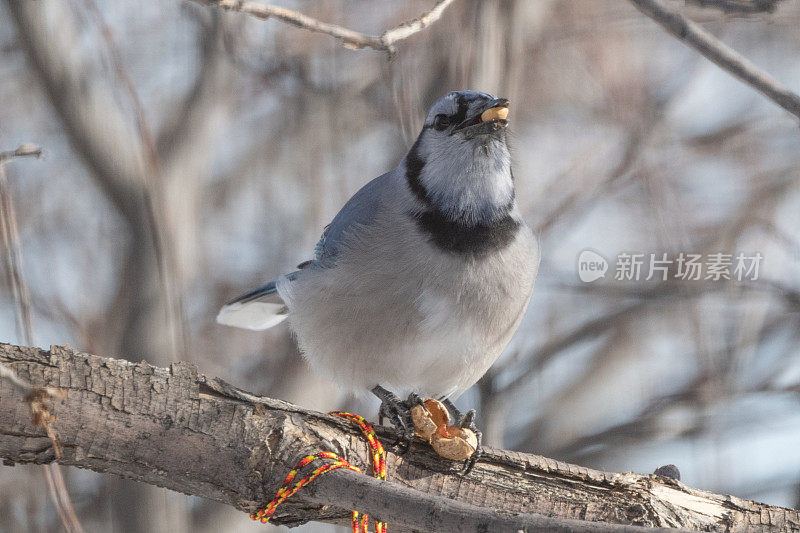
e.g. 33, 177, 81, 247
0, 143, 43, 163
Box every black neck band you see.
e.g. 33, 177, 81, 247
404, 141, 520, 257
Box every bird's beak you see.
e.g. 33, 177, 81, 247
480, 98, 510, 123
451, 98, 510, 135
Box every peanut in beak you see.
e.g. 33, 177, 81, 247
480, 106, 509, 122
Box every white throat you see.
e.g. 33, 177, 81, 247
413, 132, 514, 224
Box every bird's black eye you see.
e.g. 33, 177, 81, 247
433, 114, 451, 131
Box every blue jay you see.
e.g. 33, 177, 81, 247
218, 90, 539, 471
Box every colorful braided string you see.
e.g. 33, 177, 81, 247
250, 411, 387, 533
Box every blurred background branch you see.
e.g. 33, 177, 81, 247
0, 145, 83, 532
189, 0, 457, 52
630, 0, 800, 120
0, 143, 42, 163
685, 0, 784, 16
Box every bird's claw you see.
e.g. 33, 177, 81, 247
457, 409, 482, 475
372, 386, 419, 454
407, 392, 424, 408
443, 400, 482, 475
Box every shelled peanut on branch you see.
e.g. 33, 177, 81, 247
410, 398, 478, 461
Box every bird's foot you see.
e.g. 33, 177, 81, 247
371, 385, 420, 454
457, 410, 482, 475
443, 399, 482, 475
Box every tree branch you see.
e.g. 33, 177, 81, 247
685, 0, 784, 16
629, 0, 800, 120
1, 343, 798, 531
188, 0, 457, 52
0, 144, 43, 163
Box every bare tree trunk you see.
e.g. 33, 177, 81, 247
2, 342, 798, 532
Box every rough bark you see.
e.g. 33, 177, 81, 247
1, 343, 799, 532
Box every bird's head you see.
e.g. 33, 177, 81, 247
417, 90, 509, 155
405, 91, 514, 224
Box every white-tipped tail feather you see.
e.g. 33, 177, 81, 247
216, 301, 288, 330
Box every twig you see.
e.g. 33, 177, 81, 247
0, 152, 84, 533
629, 0, 800, 120
0, 159, 36, 346
381, 0, 457, 48
0, 143, 42, 163
685, 0, 784, 15
189, 0, 457, 53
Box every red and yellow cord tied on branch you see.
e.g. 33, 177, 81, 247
250, 411, 387, 533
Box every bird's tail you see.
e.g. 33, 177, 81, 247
216, 279, 289, 330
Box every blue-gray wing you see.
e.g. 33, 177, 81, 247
313, 169, 395, 262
